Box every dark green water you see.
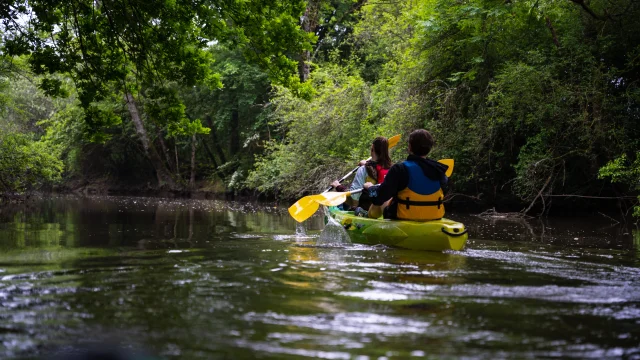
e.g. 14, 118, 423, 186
1, 196, 639, 359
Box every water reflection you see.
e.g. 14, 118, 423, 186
0, 196, 639, 359
0, 196, 325, 251
458, 212, 635, 251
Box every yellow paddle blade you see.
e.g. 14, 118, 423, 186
314, 191, 349, 206
388, 134, 401, 149
438, 159, 454, 177
288, 195, 321, 223
288, 191, 351, 222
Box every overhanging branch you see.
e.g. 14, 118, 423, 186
568, 0, 607, 21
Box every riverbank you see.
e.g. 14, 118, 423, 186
2, 187, 638, 228
53, 176, 640, 221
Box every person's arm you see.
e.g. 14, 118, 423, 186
440, 174, 449, 192
349, 166, 367, 200
365, 164, 405, 205
331, 180, 347, 192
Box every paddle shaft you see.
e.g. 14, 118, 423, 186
323, 157, 371, 193
322, 134, 401, 193
346, 188, 364, 196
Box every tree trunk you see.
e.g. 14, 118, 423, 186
156, 128, 175, 172
205, 115, 227, 164
299, 0, 321, 82
298, 51, 311, 83
230, 107, 240, 155
124, 93, 178, 189
202, 141, 219, 169
174, 143, 180, 178
190, 134, 197, 189
206, 115, 227, 165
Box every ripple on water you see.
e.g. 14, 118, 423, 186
338, 291, 409, 301
242, 311, 434, 335
1, 196, 639, 359
230, 233, 264, 239
273, 234, 317, 241
233, 339, 352, 360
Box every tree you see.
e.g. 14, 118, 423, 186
180, 45, 272, 188
2, 0, 311, 189
246, 0, 640, 214
0, 56, 66, 193
246, 65, 379, 197
297, 0, 369, 82
0, 133, 63, 193
166, 118, 210, 188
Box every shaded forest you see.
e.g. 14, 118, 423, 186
0, 0, 638, 217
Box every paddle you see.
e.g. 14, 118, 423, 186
289, 189, 364, 223
289, 159, 455, 223
439, 158, 454, 177
323, 134, 402, 193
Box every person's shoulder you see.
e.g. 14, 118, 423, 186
354, 166, 368, 178
389, 162, 407, 173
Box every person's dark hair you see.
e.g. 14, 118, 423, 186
372, 136, 392, 169
408, 129, 434, 156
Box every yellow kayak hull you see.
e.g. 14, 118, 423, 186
327, 207, 468, 251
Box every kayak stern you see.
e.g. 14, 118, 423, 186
327, 207, 468, 251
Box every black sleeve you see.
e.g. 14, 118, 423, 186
440, 175, 448, 192
371, 163, 407, 206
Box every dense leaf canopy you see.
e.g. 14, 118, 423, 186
1, 0, 638, 216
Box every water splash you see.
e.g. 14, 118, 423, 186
317, 207, 351, 246
295, 222, 306, 237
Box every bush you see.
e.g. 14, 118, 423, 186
0, 132, 64, 193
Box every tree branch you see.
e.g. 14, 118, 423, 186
544, 194, 637, 199
522, 174, 552, 215
568, 0, 607, 21
545, 16, 560, 48
311, 0, 368, 60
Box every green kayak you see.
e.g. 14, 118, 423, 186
326, 206, 468, 251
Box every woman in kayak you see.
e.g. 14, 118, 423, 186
330, 136, 392, 215
364, 129, 449, 221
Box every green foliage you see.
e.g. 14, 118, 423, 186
3, 0, 310, 124
1, 0, 639, 210
246, 66, 382, 196
167, 118, 210, 138
599, 154, 640, 185
179, 45, 275, 188
0, 58, 67, 192
243, 0, 640, 211
0, 132, 63, 192
38, 77, 68, 97
599, 153, 640, 217
192, 45, 271, 134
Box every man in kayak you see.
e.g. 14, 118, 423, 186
364, 129, 449, 221
330, 136, 392, 212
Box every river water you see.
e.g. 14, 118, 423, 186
0, 196, 638, 359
